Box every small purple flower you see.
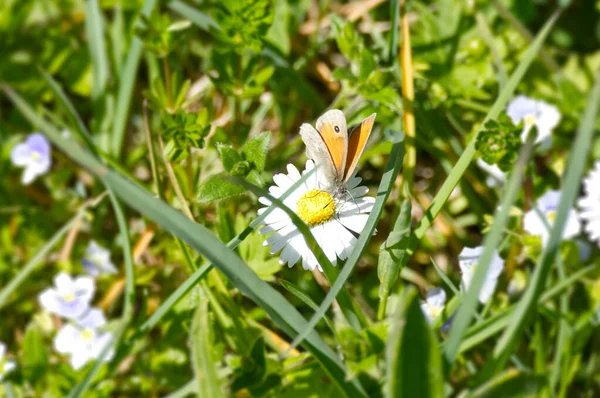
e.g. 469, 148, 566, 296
39, 272, 95, 320
82, 241, 118, 277
10, 133, 52, 185
54, 323, 113, 371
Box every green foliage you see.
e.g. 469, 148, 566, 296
136, 13, 191, 57
213, 0, 274, 53
191, 298, 226, 398
21, 326, 49, 386
386, 287, 444, 398
476, 113, 522, 172
197, 132, 271, 203
161, 109, 210, 162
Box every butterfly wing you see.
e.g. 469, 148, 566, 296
344, 113, 376, 181
299, 123, 339, 186
315, 109, 348, 182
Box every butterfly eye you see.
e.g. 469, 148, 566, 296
334, 125, 340, 133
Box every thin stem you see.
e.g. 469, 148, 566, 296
399, 0, 416, 197
143, 99, 164, 198
162, 56, 173, 111
158, 135, 195, 220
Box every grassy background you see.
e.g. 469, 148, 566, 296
1, 0, 600, 396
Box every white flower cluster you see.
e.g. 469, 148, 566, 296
38, 241, 117, 370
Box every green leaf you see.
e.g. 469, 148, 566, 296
196, 173, 246, 203
279, 280, 336, 335
191, 299, 225, 398
84, 0, 109, 100
241, 131, 271, 172
21, 326, 48, 384
386, 287, 444, 398
217, 144, 242, 173
111, 0, 159, 157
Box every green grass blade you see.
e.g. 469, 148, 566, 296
443, 133, 535, 367
191, 298, 226, 398
280, 280, 336, 335
111, 0, 158, 157
386, 287, 444, 398
289, 142, 405, 350
164, 380, 196, 398
482, 68, 600, 378
2, 86, 367, 398
167, 0, 222, 32
465, 369, 546, 398
0, 195, 105, 310
84, 0, 110, 100
409, 11, 560, 249
39, 68, 95, 152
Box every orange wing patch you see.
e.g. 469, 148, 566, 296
344, 114, 376, 180
318, 122, 347, 179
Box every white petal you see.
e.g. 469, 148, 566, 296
54, 325, 80, 354
54, 272, 75, 293
21, 167, 38, 185
0, 343, 5, 359
426, 287, 446, 308
39, 289, 61, 313
507, 95, 536, 124
286, 163, 302, 181
74, 276, 95, 300
76, 308, 107, 329
10, 143, 32, 166
338, 213, 369, 234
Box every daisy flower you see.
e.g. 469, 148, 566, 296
53, 308, 113, 371
10, 133, 52, 185
39, 272, 95, 320
82, 241, 118, 277
507, 95, 561, 147
258, 160, 374, 271
0, 342, 16, 381
458, 246, 503, 304
420, 287, 446, 324
524, 190, 581, 247
579, 162, 600, 245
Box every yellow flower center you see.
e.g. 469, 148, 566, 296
296, 189, 336, 227
428, 305, 442, 319
30, 151, 41, 161
81, 328, 94, 342
63, 292, 76, 302
546, 210, 557, 223
524, 114, 536, 127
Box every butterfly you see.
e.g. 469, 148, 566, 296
299, 109, 376, 198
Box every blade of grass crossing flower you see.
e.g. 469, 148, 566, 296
409, 12, 559, 250
191, 298, 226, 398
230, 176, 367, 331
84, 0, 109, 100
289, 142, 405, 351
111, 0, 158, 157
481, 68, 600, 380
443, 133, 535, 367
0, 194, 106, 310
386, 287, 444, 398
137, 169, 316, 335
2, 86, 366, 397
39, 68, 96, 153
